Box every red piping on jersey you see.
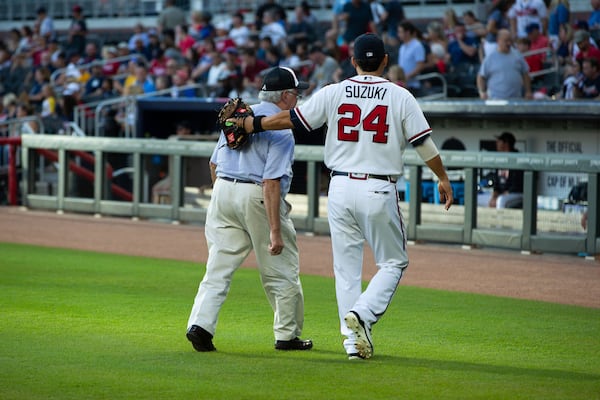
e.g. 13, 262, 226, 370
294, 107, 312, 131
409, 128, 432, 143
346, 78, 387, 85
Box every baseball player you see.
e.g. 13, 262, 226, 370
232, 33, 453, 360
186, 67, 312, 352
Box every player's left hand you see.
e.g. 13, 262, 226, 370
438, 179, 454, 210
269, 231, 284, 256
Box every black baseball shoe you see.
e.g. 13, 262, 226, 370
186, 325, 216, 352
344, 311, 373, 359
275, 337, 313, 350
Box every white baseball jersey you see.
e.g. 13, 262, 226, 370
293, 74, 431, 175
508, 0, 548, 38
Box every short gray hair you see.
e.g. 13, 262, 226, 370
258, 89, 285, 103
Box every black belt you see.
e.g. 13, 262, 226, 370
331, 171, 397, 183
220, 176, 256, 184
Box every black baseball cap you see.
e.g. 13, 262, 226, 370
495, 132, 516, 147
353, 33, 385, 61
261, 67, 308, 91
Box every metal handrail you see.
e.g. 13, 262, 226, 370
0, 116, 46, 137
91, 83, 209, 137
523, 46, 560, 88
415, 72, 448, 100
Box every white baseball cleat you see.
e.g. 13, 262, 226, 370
344, 311, 373, 359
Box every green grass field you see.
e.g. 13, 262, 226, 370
1, 242, 599, 400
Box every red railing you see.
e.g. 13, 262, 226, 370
0, 137, 132, 204
0, 137, 21, 205
35, 149, 133, 202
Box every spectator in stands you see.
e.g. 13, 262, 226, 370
115, 42, 132, 74
339, 0, 377, 45
155, 74, 172, 94
556, 22, 574, 65
149, 48, 169, 77
101, 46, 120, 77
481, 132, 524, 209
14, 102, 39, 136
462, 10, 487, 40
163, 30, 185, 64
397, 20, 427, 93
2, 93, 18, 121
509, 0, 548, 39
40, 83, 57, 118
83, 64, 106, 99
146, 31, 162, 61
326, 0, 351, 46
214, 22, 236, 54
43, 39, 62, 72
516, 37, 541, 72
589, 0, 600, 31
447, 22, 480, 68
96, 76, 118, 101
170, 68, 196, 98
477, 29, 532, 99
36, 7, 55, 42
279, 41, 302, 71
50, 51, 67, 79
385, 63, 406, 87
574, 57, 600, 98
483, 0, 514, 57
204, 50, 227, 91
333, 40, 357, 82
191, 39, 218, 83
240, 47, 270, 95
304, 45, 340, 96
190, 11, 215, 41
288, 4, 318, 45
131, 37, 152, 62
128, 23, 150, 51
28, 66, 51, 109
255, 0, 287, 31
369, 0, 389, 36
17, 25, 35, 57
524, 22, 550, 71
216, 48, 244, 98
265, 45, 282, 68
548, 0, 570, 49
67, 5, 87, 56
176, 25, 196, 56
259, 9, 287, 50
158, 0, 187, 34
229, 13, 250, 48
5, 52, 31, 97
574, 29, 600, 64
131, 61, 156, 93
442, 8, 460, 41
381, 0, 405, 47
82, 42, 102, 65
425, 20, 449, 74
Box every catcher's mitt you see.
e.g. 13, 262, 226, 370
217, 97, 254, 150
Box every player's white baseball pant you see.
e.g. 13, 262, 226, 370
187, 178, 304, 341
328, 175, 408, 354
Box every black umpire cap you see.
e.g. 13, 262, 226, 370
261, 67, 308, 91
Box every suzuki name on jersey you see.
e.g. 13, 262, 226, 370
345, 86, 388, 100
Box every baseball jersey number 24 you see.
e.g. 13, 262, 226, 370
337, 104, 389, 144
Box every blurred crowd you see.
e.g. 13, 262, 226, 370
0, 0, 599, 138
